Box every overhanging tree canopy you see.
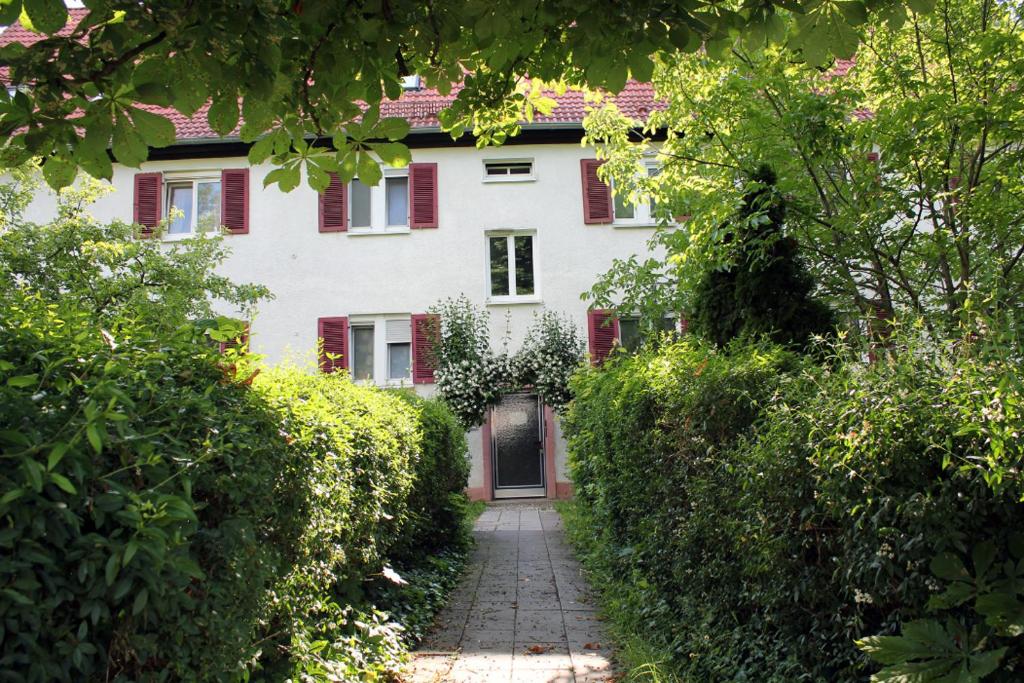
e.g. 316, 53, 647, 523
0, 0, 925, 191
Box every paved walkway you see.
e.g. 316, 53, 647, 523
406, 503, 616, 682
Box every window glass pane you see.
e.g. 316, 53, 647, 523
513, 235, 535, 295
386, 176, 408, 226
619, 318, 641, 352
388, 342, 411, 379
489, 237, 510, 296
509, 163, 531, 175
352, 327, 374, 380
351, 179, 371, 228
197, 181, 221, 233
613, 186, 634, 220
167, 183, 193, 234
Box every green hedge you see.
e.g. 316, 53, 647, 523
564, 336, 1024, 681
0, 289, 469, 682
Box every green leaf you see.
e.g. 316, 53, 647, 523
367, 142, 410, 168
248, 134, 276, 165
0, 1, 23, 27
22, 459, 43, 493
2, 588, 33, 606
21, 0, 66, 34
0, 488, 24, 505
132, 588, 148, 615
972, 541, 997, 578
49, 472, 77, 495
123, 540, 138, 568
86, 423, 103, 454
628, 50, 655, 83
129, 107, 176, 148
104, 553, 119, 587
836, 1, 868, 26
376, 117, 410, 141
263, 166, 301, 192
906, 0, 936, 13
356, 152, 383, 186
42, 156, 76, 190
111, 115, 148, 167
931, 552, 969, 581
207, 94, 239, 137
6, 374, 37, 387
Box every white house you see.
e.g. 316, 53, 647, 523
3, 16, 668, 501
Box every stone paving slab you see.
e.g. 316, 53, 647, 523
404, 502, 617, 682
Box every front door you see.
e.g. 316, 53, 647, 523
491, 393, 545, 498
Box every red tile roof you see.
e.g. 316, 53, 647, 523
1, 11, 661, 143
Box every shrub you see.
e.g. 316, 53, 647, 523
0, 175, 472, 681
564, 330, 1024, 681
389, 391, 471, 561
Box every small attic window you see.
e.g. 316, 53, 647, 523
401, 75, 422, 90
483, 159, 534, 182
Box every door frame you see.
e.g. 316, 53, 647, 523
486, 392, 547, 499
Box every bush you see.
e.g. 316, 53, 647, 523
564, 331, 1024, 681
0, 176, 472, 681
390, 391, 471, 561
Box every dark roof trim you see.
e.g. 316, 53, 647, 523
146, 126, 665, 161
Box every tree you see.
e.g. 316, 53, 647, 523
688, 164, 835, 350
583, 0, 1024, 334
0, 0, 921, 192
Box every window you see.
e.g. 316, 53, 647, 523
618, 316, 677, 352
483, 159, 534, 181
165, 175, 221, 236
612, 163, 662, 226
487, 232, 538, 302
351, 325, 375, 381
349, 168, 409, 233
349, 317, 413, 384
385, 319, 412, 380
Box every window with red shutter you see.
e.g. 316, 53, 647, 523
221, 169, 249, 234
319, 172, 347, 232
411, 313, 440, 384
587, 309, 619, 365
133, 172, 162, 237
318, 317, 349, 374
409, 162, 438, 228
580, 159, 612, 224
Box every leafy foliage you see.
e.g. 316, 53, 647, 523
0, 175, 472, 681
564, 325, 1024, 681
0, 0, 917, 191
429, 296, 585, 427
688, 164, 836, 350
584, 0, 1024, 334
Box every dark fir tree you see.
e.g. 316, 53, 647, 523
688, 164, 836, 351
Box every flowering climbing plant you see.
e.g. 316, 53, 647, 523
429, 296, 585, 428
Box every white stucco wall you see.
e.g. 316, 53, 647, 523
17, 139, 661, 494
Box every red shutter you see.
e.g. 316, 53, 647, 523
411, 313, 440, 384
587, 309, 619, 366
679, 315, 689, 335
580, 159, 612, 224
221, 169, 249, 234
318, 316, 349, 374
319, 172, 347, 232
133, 172, 162, 237
409, 162, 438, 228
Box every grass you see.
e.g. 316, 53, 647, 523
555, 499, 683, 683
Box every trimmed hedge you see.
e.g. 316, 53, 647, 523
0, 288, 470, 681
564, 336, 1024, 681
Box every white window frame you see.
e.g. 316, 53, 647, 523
612, 161, 664, 228
162, 171, 222, 241
482, 158, 535, 183
347, 315, 414, 387
484, 229, 541, 305
348, 167, 410, 235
